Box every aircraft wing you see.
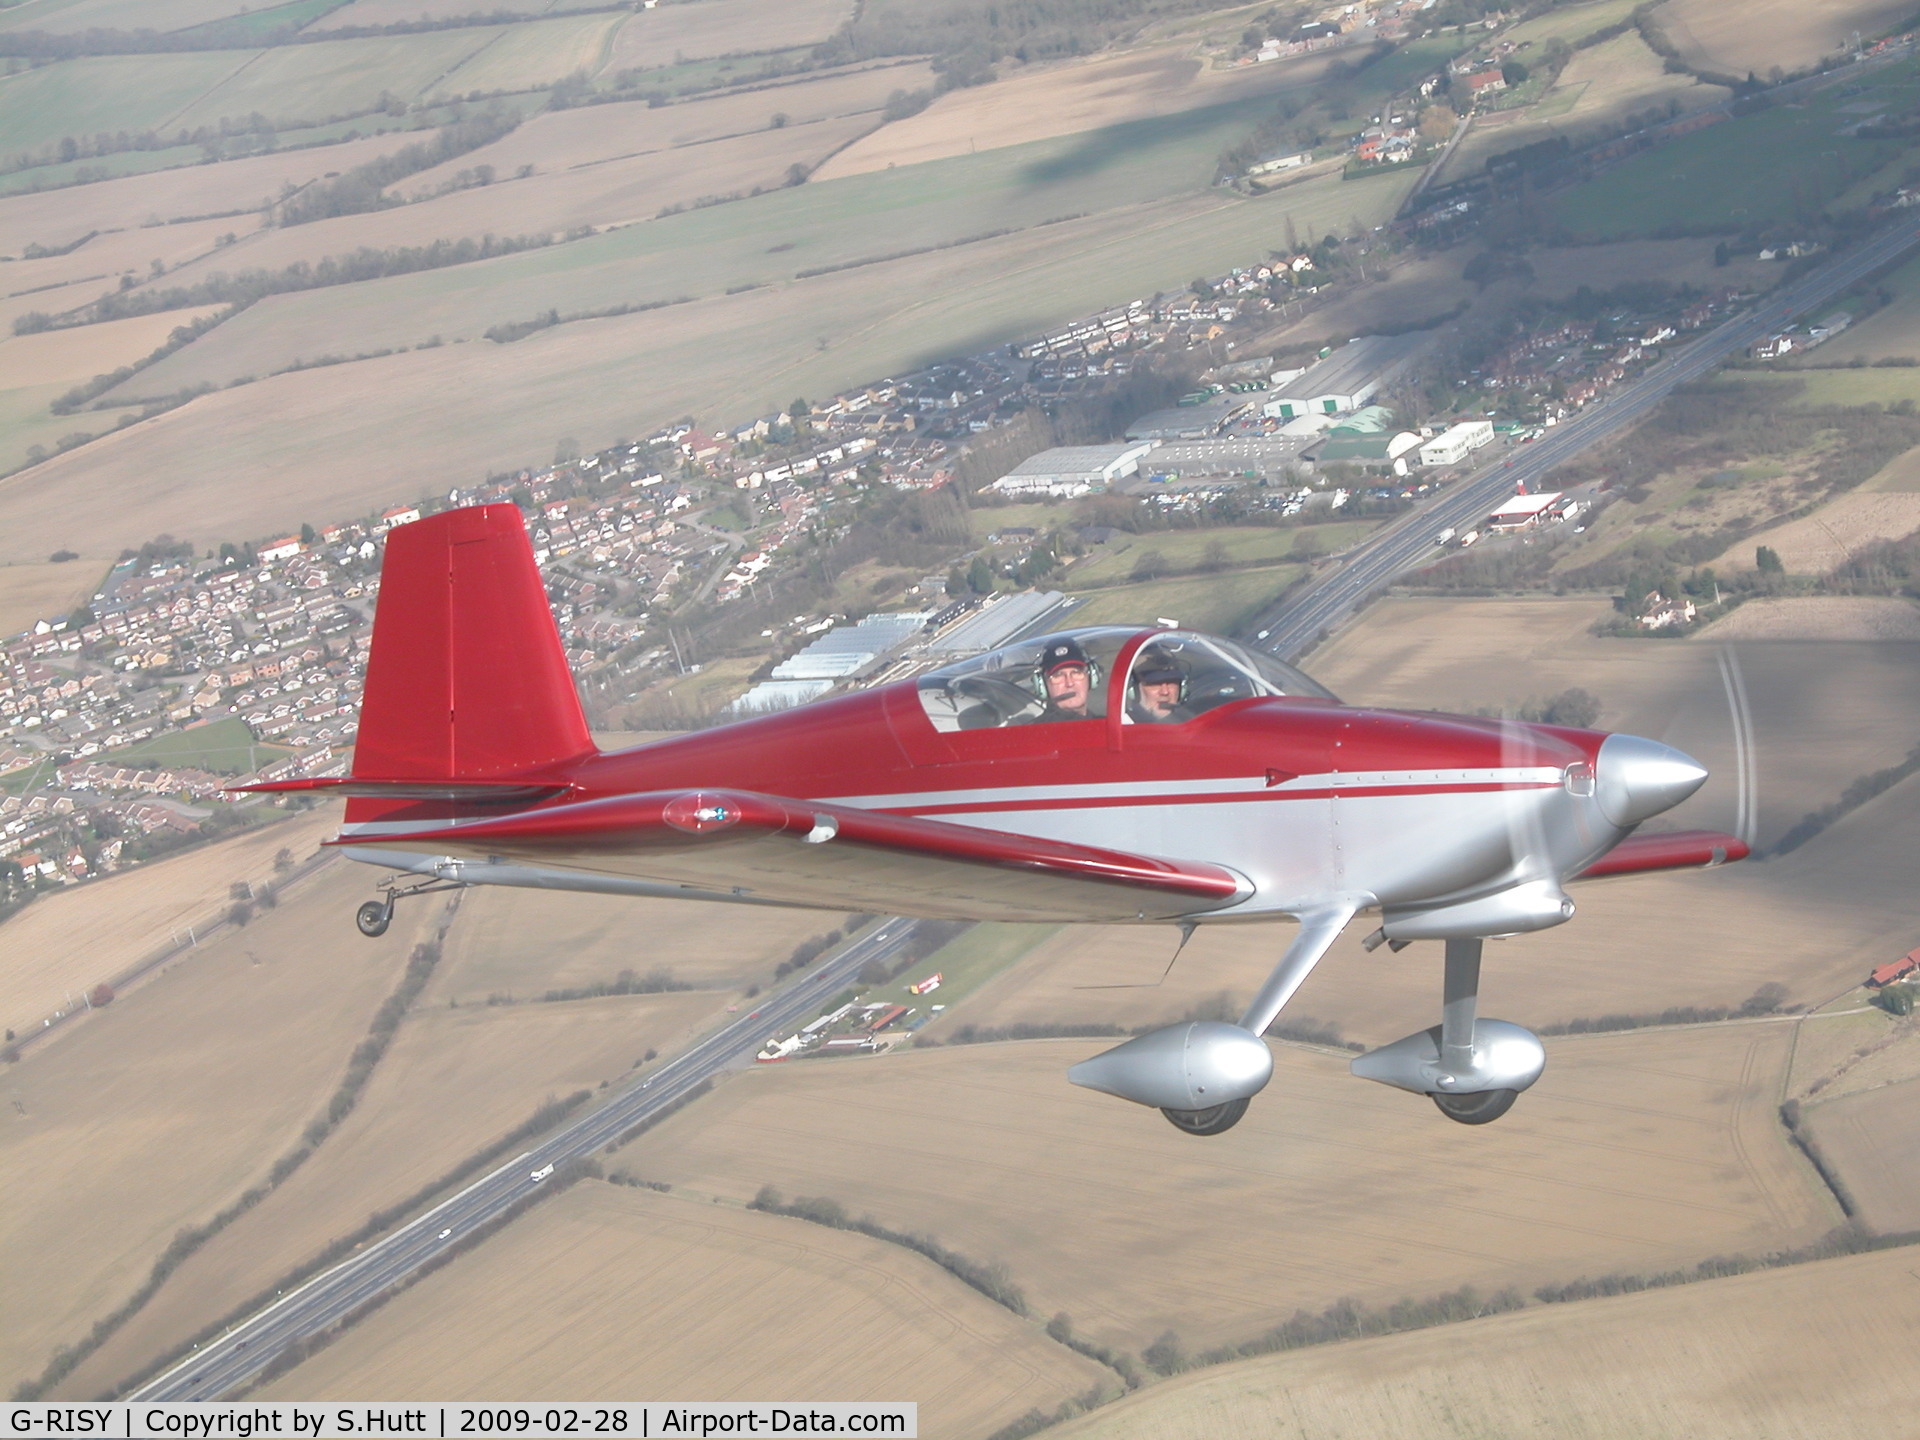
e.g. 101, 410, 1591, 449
1573, 829, 1749, 881
336, 788, 1253, 923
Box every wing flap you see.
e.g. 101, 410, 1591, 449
335, 788, 1250, 922
1574, 829, 1749, 880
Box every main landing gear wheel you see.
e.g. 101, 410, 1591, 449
1160, 1097, 1250, 1136
355, 900, 393, 938
1430, 1088, 1518, 1125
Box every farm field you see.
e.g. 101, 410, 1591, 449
1, 170, 1415, 563
1063, 561, 1309, 632
1500, 0, 1640, 49
1052, 1247, 1920, 1440
601, 0, 854, 74
422, 13, 626, 101
1658, 0, 1914, 77
400, 64, 937, 186
165, 31, 508, 132
1553, 58, 1920, 239
0, 860, 416, 1396
62, 985, 728, 1398
0, 0, 274, 31
311, 0, 610, 25
816, 43, 1332, 180
1801, 1081, 1920, 1235
135, 94, 1343, 387
631, 1026, 1831, 1355
0, 559, 105, 639
1710, 491, 1920, 573
0, 131, 417, 255
1062, 522, 1378, 589
142, 113, 881, 285
1697, 596, 1920, 641
0, 52, 255, 159
262, 1180, 1111, 1434
0, 307, 223, 391
424, 882, 854, 1002
1435, 32, 1728, 186
0, 218, 256, 328
0, 802, 338, 1043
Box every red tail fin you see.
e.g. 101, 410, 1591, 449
353, 505, 593, 782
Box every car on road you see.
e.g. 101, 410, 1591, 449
439, 1228, 452, 1239
531, 1163, 555, 1182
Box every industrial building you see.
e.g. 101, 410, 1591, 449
990, 442, 1155, 497
1262, 333, 1427, 420
730, 611, 932, 713
1309, 405, 1423, 474
1419, 419, 1496, 468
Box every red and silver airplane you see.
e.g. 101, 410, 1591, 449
247, 505, 1747, 1135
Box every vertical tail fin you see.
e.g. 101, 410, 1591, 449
353, 504, 593, 781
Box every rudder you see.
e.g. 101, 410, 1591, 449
354, 504, 593, 782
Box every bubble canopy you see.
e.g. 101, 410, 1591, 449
915, 626, 1337, 733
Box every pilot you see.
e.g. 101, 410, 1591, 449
1128, 657, 1187, 724
1024, 638, 1097, 723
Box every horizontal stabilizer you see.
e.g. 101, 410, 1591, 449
233, 776, 571, 802
1574, 829, 1749, 880
335, 788, 1251, 922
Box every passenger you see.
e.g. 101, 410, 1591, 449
1023, 638, 1097, 723
1128, 658, 1188, 724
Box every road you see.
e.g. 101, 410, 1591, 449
1243, 208, 1920, 664
131, 916, 925, 1401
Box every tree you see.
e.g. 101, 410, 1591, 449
274, 847, 294, 872
967, 555, 994, 593
1190, 277, 1215, 301
1756, 545, 1784, 574
87, 983, 115, 1008
1143, 1330, 1186, 1373
1501, 59, 1529, 86
1419, 104, 1458, 143
1130, 548, 1168, 582
1200, 539, 1231, 571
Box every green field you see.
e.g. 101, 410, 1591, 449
169, 29, 505, 131
859, 923, 1058, 1039
0, 52, 255, 158
1064, 520, 1380, 588
1503, 0, 1639, 49
113, 109, 1414, 401
1062, 560, 1307, 631
423, 12, 625, 100
1554, 63, 1920, 239
117, 716, 288, 775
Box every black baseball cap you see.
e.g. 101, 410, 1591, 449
1135, 660, 1183, 685
1040, 638, 1090, 673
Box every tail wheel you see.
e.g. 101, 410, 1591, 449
1431, 1088, 1518, 1125
355, 900, 393, 938
1160, 1097, 1250, 1136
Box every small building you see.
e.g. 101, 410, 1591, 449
990, 442, 1155, 497
1637, 591, 1696, 630
1419, 420, 1496, 468
1485, 492, 1565, 530
377, 505, 422, 532
258, 537, 304, 563
1868, 949, 1920, 987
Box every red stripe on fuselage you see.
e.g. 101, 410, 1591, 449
881, 779, 1562, 819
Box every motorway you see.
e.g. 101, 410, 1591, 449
132, 916, 925, 1401
1244, 208, 1920, 664
135, 209, 1920, 1405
